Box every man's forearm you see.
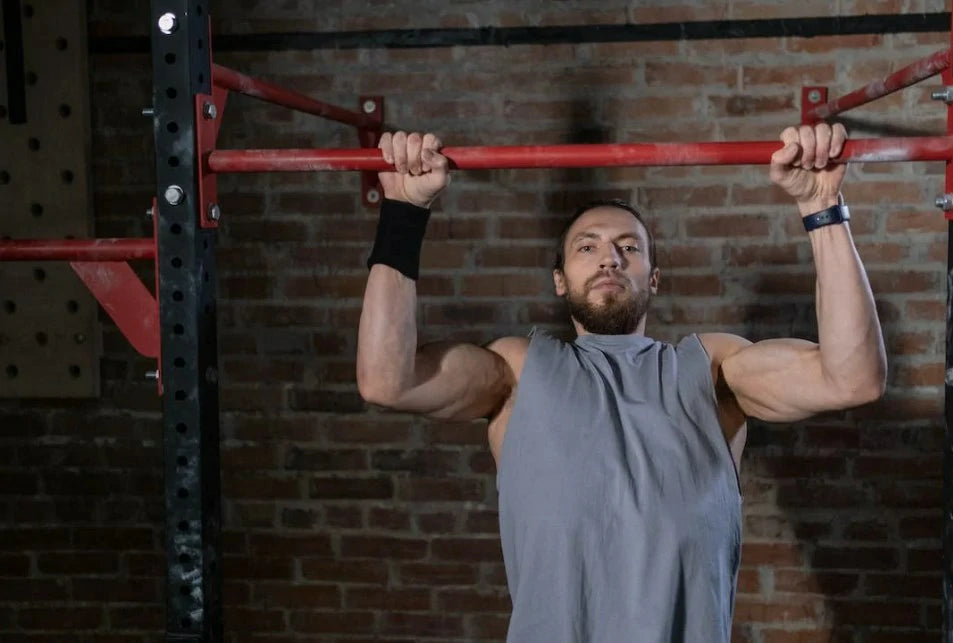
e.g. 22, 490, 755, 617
807, 200, 887, 399
356, 265, 419, 403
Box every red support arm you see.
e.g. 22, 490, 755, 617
212, 63, 377, 129
805, 47, 951, 122
207, 136, 953, 173
0, 239, 155, 261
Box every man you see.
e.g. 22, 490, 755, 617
356, 124, 886, 642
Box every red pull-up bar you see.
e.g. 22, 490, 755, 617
0, 238, 155, 261
206, 136, 953, 173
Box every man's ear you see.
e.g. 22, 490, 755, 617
553, 269, 567, 296
649, 267, 660, 295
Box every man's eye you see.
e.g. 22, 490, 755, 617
579, 245, 593, 253
623, 245, 639, 253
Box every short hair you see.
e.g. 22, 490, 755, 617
553, 199, 656, 272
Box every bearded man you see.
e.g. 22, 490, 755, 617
356, 124, 886, 643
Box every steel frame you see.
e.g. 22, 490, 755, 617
0, 5, 951, 640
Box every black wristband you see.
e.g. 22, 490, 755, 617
366, 198, 431, 280
802, 204, 850, 232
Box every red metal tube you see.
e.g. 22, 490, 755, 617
207, 136, 953, 173
212, 64, 376, 129
0, 239, 155, 261
805, 47, 951, 122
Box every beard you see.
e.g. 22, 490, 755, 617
565, 278, 651, 335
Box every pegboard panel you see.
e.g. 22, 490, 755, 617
0, 0, 100, 397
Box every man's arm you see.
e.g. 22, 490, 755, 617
356, 131, 519, 421
714, 123, 887, 423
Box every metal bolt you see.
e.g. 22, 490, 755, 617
74, 333, 86, 344
141, 107, 155, 117
366, 188, 381, 204
807, 89, 822, 104
158, 12, 178, 35
362, 100, 377, 114
165, 185, 185, 206
935, 194, 953, 211
207, 203, 221, 221
202, 102, 217, 120
145, 370, 159, 380
146, 207, 153, 219
932, 87, 953, 103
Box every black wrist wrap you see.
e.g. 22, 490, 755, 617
366, 198, 431, 280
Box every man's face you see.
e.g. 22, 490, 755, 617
554, 206, 660, 335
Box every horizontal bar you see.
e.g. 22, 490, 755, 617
805, 47, 951, 122
0, 239, 155, 261
212, 63, 376, 129
208, 136, 953, 172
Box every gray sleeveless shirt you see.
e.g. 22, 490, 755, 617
497, 330, 742, 643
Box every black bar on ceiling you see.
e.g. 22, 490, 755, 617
149, 0, 223, 640
91, 11, 952, 54
2, 0, 27, 123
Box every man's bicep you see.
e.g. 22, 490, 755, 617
720, 337, 840, 423
386, 340, 516, 420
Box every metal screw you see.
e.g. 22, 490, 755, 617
207, 203, 221, 221
202, 102, 217, 120
807, 89, 822, 104
165, 185, 185, 206
932, 87, 953, 103
146, 207, 153, 219
145, 370, 159, 380
158, 13, 178, 35
363, 100, 377, 114
936, 194, 953, 211
141, 107, 155, 117
74, 333, 86, 344
366, 188, 381, 204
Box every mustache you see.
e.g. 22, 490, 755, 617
586, 273, 629, 290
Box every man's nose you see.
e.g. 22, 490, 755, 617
599, 245, 622, 269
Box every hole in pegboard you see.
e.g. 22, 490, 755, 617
26, 72, 37, 86
166, 87, 177, 99
179, 585, 190, 596
171, 257, 182, 268
174, 324, 184, 335
202, 239, 208, 250
55, 37, 67, 51
174, 390, 186, 400
165, 53, 175, 64
177, 488, 188, 499
68, 365, 80, 378
176, 422, 186, 433
197, 5, 203, 15
181, 617, 191, 629
197, 39, 203, 50
0, 106, 7, 119
171, 223, 182, 234
33, 268, 46, 282
176, 456, 187, 467
0, 171, 9, 184
30, 203, 43, 217
178, 521, 188, 532
178, 552, 190, 564
198, 73, 204, 84
5, 365, 17, 378
173, 290, 183, 301
168, 156, 179, 167
203, 271, 209, 283
61, 170, 73, 183
174, 357, 185, 368
67, 300, 79, 313
58, 104, 71, 118
167, 122, 178, 133
2, 301, 14, 314
28, 138, 40, 151
35, 332, 47, 346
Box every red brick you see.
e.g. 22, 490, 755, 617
18, 607, 103, 630
685, 214, 771, 237
300, 558, 388, 584
290, 609, 376, 634
733, 597, 819, 622
341, 536, 428, 560
431, 537, 503, 562
398, 563, 479, 586
248, 534, 332, 557
398, 478, 484, 502
36, 552, 119, 575
345, 587, 430, 610
252, 582, 341, 609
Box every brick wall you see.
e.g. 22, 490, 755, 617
0, 0, 949, 640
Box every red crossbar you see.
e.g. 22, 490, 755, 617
206, 136, 953, 173
805, 47, 951, 122
0, 239, 155, 261
212, 63, 376, 129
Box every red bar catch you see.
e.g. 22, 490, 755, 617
0, 239, 155, 261
207, 136, 953, 173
